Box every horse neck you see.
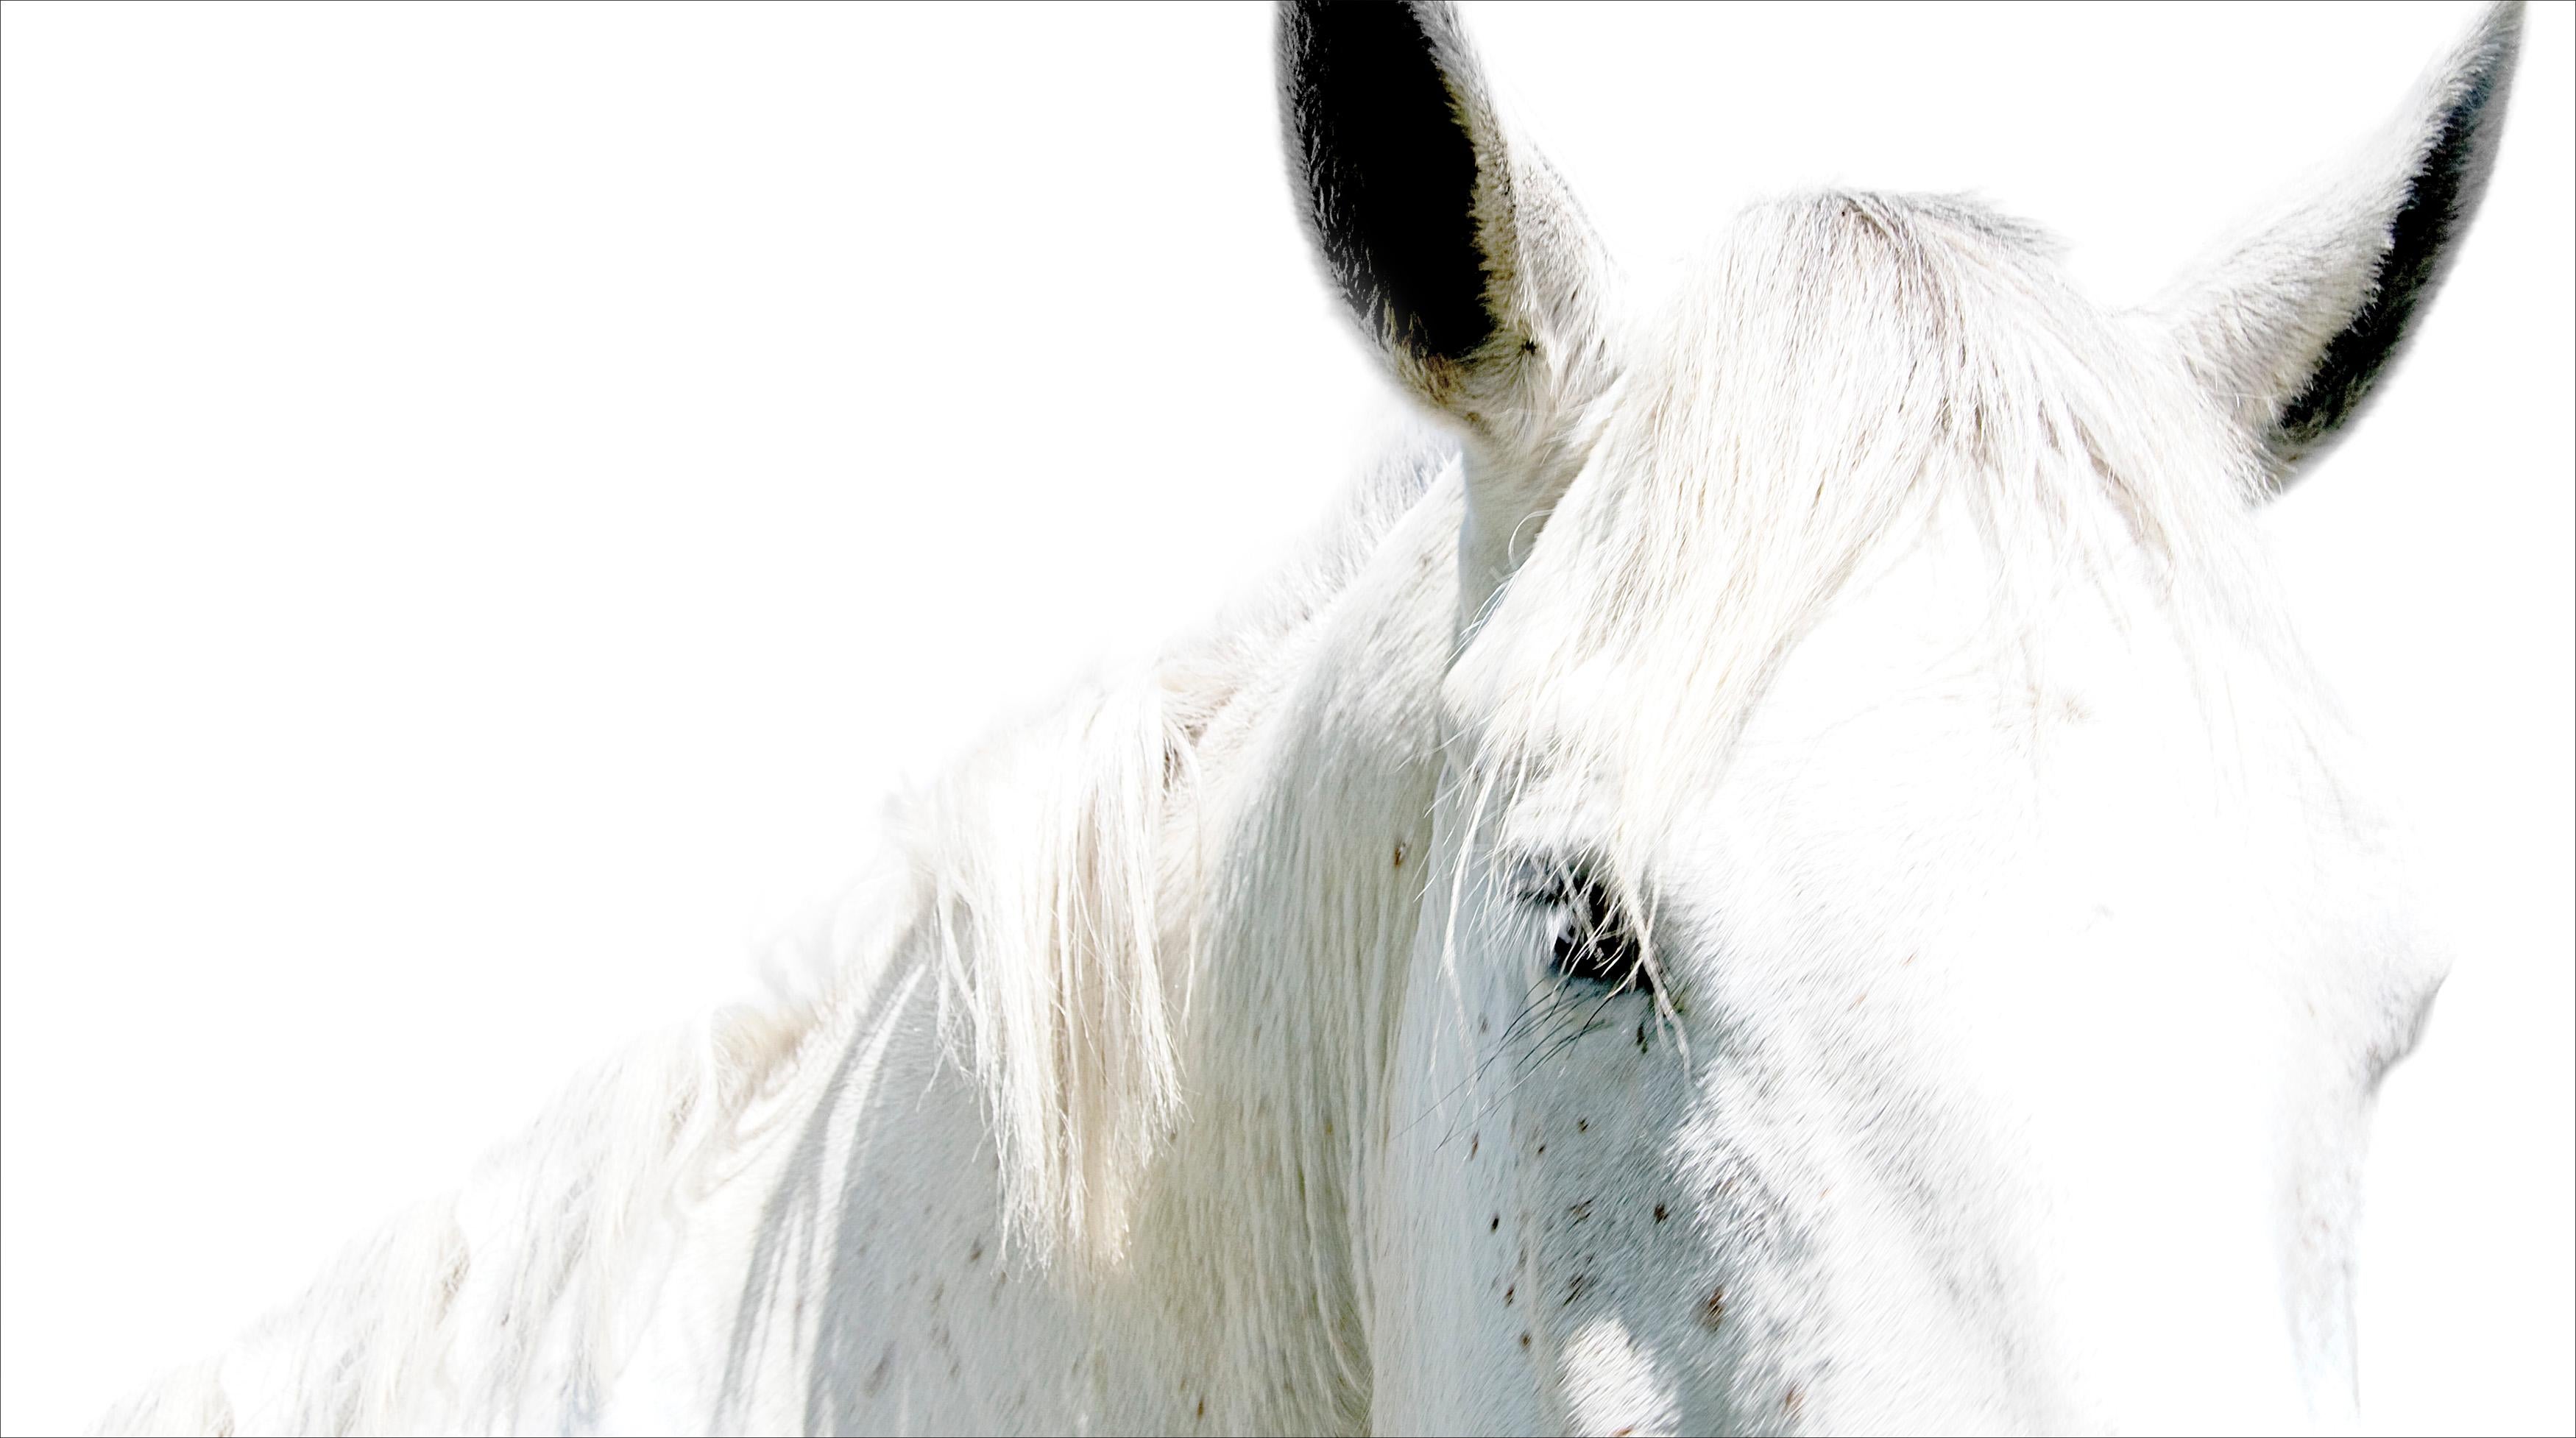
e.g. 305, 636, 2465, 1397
1105, 461, 1464, 1431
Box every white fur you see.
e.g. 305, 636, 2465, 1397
96, 6, 2514, 1434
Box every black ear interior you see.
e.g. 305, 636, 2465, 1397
1281, 1, 1497, 366
2274, 13, 2520, 464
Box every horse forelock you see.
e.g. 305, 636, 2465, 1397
1444, 191, 2334, 872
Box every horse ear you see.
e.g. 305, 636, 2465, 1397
1277, 0, 1611, 438
2158, 1, 2521, 489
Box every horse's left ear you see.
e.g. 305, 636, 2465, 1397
1277, 0, 1613, 439
2158, 1, 2521, 489
1278, 1, 1615, 610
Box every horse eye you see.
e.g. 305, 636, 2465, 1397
1537, 873, 1650, 992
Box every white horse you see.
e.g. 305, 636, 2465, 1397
99, 3, 2522, 1433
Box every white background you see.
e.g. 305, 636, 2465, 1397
3, 4, 2567, 1432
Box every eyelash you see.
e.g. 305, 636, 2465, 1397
1524, 868, 1652, 993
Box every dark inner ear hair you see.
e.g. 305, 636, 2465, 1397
2274, 34, 2515, 464
1281, 1, 1496, 366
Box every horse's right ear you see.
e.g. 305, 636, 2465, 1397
2156, 1, 2521, 489
1278, 1, 1611, 442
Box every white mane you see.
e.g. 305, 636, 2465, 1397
877, 431, 1447, 1266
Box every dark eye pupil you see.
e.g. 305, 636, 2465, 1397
1550, 877, 1646, 990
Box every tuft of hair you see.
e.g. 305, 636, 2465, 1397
900, 676, 1190, 1267
894, 434, 1448, 1268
